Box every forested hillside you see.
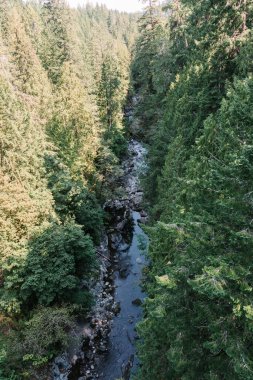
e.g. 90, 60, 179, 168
2, 0, 253, 379
0, 1, 138, 378
132, 0, 253, 379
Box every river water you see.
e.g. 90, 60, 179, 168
97, 210, 148, 380
97, 140, 148, 380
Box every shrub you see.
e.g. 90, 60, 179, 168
20, 222, 96, 308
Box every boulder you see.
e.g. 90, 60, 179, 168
112, 302, 121, 315
132, 298, 142, 306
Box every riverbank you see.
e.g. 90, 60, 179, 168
52, 139, 148, 380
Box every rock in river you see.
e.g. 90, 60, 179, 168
132, 298, 142, 306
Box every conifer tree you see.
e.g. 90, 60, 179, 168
40, 0, 70, 84
137, 1, 253, 379
0, 2, 137, 377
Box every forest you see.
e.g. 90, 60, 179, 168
1, 0, 253, 379
132, 0, 253, 379
0, 0, 138, 378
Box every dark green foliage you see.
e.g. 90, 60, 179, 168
20, 223, 95, 307
98, 54, 129, 158
45, 155, 103, 243
72, 189, 103, 244
131, 0, 166, 141
22, 306, 74, 362
103, 124, 128, 158
2, 307, 74, 374
135, 1, 253, 379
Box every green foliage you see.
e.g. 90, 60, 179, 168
46, 61, 100, 174
2, 306, 74, 377
131, 0, 168, 141
0, 1, 136, 376
40, 0, 70, 84
45, 155, 103, 243
22, 307, 75, 361
135, 1, 253, 379
94, 145, 124, 201
103, 124, 128, 158
20, 223, 96, 307
98, 54, 129, 158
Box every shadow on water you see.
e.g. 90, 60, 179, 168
97, 211, 148, 380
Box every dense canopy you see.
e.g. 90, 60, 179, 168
0, 0, 138, 377
1, 0, 253, 379
133, 0, 253, 379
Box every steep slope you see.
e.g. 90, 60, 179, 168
0, 1, 138, 378
132, 1, 253, 379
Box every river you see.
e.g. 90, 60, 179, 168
97, 209, 148, 380
96, 139, 148, 380
52, 140, 148, 380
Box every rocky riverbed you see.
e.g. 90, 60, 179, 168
52, 139, 148, 380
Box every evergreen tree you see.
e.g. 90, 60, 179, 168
137, 1, 253, 379
131, 0, 170, 147
40, 0, 70, 84
0, 2, 137, 377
